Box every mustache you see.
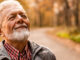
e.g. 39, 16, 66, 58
14, 24, 28, 29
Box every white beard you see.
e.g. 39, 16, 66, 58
5, 29, 30, 41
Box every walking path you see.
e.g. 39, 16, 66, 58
29, 28, 80, 60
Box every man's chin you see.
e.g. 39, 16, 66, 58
5, 29, 30, 42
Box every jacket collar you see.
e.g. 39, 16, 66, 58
28, 41, 42, 60
0, 40, 42, 60
0, 40, 11, 60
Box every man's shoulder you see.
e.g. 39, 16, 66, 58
39, 46, 56, 60
29, 41, 55, 54
29, 41, 56, 60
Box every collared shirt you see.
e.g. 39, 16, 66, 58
4, 41, 31, 60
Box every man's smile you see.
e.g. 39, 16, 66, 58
14, 24, 28, 30
15, 26, 27, 29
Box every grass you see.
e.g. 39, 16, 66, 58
70, 35, 80, 43
57, 32, 70, 38
56, 32, 80, 43
47, 27, 80, 43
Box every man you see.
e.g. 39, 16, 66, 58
0, 0, 56, 60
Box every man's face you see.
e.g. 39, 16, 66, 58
1, 8, 30, 41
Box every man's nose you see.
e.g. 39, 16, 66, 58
16, 15, 23, 24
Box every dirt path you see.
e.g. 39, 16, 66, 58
29, 28, 80, 60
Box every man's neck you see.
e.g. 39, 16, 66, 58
5, 40, 28, 52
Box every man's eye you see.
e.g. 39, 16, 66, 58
21, 14, 27, 19
8, 15, 16, 20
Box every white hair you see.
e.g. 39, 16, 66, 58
0, 0, 25, 28
0, 0, 23, 12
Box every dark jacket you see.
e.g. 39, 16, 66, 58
0, 40, 56, 60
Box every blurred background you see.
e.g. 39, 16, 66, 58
0, 0, 80, 60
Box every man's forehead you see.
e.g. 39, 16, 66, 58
8, 9, 26, 14
6, 8, 26, 17
0, 5, 25, 18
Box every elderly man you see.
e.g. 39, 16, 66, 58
0, 0, 56, 60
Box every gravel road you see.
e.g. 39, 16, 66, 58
29, 28, 80, 60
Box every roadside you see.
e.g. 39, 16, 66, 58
46, 27, 80, 53
29, 27, 80, 60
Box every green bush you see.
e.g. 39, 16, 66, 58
56, 32, 80, 43
70, 35, 80, 43
56, 32, 70, 38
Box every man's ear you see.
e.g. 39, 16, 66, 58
0, 29, 4, 37
0, 28, 2, 35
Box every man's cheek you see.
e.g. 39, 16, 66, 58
9, 21, 15, 30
